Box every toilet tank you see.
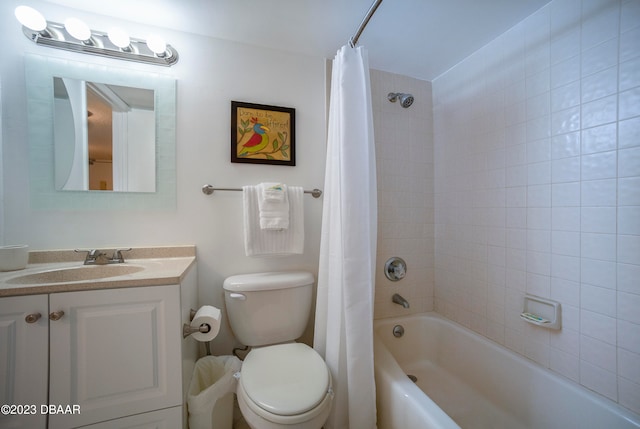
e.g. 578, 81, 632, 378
223, 271, 314, 347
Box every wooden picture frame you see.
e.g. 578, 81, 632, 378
231, 101, 295, 166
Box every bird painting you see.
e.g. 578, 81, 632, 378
239, 117, 270, 157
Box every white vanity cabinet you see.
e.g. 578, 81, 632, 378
49, 284, 183, 429
0, 294, 49, 429
0, 284, 184, 429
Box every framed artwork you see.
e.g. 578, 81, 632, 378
231, 101, 296, 166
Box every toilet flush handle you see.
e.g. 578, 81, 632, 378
229, 293, 246, 300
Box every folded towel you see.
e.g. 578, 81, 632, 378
260, 182, 286, 202
258, 183, 289, 230
243, 185, 304, 257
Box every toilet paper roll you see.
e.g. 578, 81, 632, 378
190, 305, 221, 342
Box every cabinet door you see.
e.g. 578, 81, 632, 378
0, 294, 48, 429
49, 285, 182, 429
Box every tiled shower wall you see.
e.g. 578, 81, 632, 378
370, 69, 435, 319
433, 0, 640, 412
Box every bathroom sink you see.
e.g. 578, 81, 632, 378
6, 264, 145, 284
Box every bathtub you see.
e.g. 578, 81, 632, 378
374, 312, 640, 429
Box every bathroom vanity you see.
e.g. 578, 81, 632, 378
0, 246, 197, 429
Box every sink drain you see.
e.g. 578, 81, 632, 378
407, 374, 417, 383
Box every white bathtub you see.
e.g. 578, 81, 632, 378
374, 313, 640, 429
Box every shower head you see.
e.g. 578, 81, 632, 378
388, 92, 414, 108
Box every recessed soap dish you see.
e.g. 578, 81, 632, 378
521, 294, 561, 330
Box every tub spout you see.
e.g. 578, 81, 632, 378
392, 293, 410, 308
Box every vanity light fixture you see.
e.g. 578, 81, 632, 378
15, 5, 178, 66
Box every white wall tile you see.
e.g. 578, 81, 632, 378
552, 157, 581, 182
581, 207, 617, 233
582, 66, 618, 103
581, 310, 617, 345
619, 207, 640, 235
433, 0, 640, 414
619, 320, 640, 354
620, 56, 640, 91
582, 38, 618, 76
551, 131, 581, 159
619, 348, 640, 384
581, 258, 617, 289
618, 234, 640, 265
618, 146, 640, 177
619, 116, 640, 149
619, 291, 640, 325
552, 230, 580, 256
620, 27, 640, 63
581, 334, 617, 372
552, 182, 581, 206
580, 360, 618, 400
551, 277, 580, 306
619, 378, 640, 415
581, 123, 617, 154
581, 232, 617, 261
620, 87, 640, 120
552, 81, 581, 112
552, 106, 581, 136
552, 207, 581, 231
581, 283, 617, 317
581, 178, 617, 206
581, 151, 617, 180
550, 347, 580, 381
552, 254, 581, 281
581, 4, 619, 51
618, 263, 640, 294
619, 177, 640, 206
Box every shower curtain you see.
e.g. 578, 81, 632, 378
314, 45, 377, 429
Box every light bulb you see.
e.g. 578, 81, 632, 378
108, 27, 130, 49
146, 34, 168, 57
15, 5, 47, 32
64, 18, 91, 41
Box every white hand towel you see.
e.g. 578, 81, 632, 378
258, 182, 289, 230
243, 185, 304, 257
260, 182, 286, 202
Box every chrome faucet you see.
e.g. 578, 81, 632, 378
392, 293, 410, 309
82, 249, 110, 265
76, 248, 132, 265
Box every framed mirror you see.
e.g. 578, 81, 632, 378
25, 54, 176, 210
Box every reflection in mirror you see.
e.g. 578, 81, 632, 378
53, 78, 155, 192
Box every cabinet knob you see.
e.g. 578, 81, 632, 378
49, 310, 65, 321
25, 313, 42, 324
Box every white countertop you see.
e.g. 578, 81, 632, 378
0, 246, 196, 297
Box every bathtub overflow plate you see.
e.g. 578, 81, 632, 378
392, 324, 404, 337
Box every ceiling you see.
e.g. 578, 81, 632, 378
44, 0, 551, 81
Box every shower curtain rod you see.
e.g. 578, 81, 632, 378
349, 0, 383, 47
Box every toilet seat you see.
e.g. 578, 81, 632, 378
240, 343, 331, 417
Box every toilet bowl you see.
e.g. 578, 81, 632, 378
223, 272, 333, 429
236, 343, 333, 429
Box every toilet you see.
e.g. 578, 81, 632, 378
223, 271, 333, 429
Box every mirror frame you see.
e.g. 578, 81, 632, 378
25, 54, 177, 210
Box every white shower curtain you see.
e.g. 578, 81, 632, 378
314, 45, 377, 429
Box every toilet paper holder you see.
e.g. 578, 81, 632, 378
182, 308, 212, 339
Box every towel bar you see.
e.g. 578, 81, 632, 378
202, 184, 322, 198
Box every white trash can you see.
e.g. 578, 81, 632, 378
187, 355, 242, 429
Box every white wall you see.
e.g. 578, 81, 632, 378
0, 0, 327, 354
370, 69, 435, 319
433, 0, 640, 413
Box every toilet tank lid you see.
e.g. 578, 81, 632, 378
223, 271, 314, 292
